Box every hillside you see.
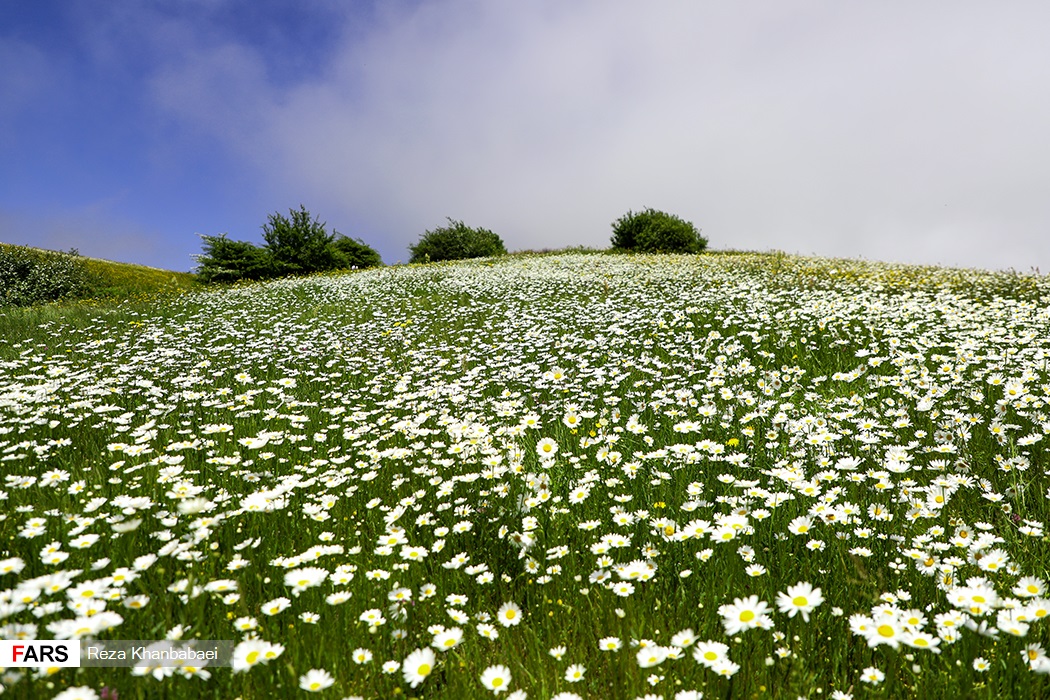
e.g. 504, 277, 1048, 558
2, 251, 1050, 699
0, 242, 197, 306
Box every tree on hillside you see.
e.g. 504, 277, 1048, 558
196, 206, 384, 283
611, 208, 708, 254
262, 205, 338, 276
194, 234, 274, 283
331, 234, 383, 269
408, 218, 507, 263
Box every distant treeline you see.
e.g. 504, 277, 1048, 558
196, 206, 706, 284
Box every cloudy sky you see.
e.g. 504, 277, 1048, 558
3, 1, 1049, 273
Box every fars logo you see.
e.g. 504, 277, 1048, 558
0, 640, 81, 667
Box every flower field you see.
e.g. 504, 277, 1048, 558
2, 251, 1050, 699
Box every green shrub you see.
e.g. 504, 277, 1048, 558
409, 218, 507, 263
197, 206, 384, 283
611, 208, 707, 254
262, 205, 338, 276
330, 235, 383, 270
194, 235, 274, 284
0, 245, 95, 307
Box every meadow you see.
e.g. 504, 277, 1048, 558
1, 251, 1049, 699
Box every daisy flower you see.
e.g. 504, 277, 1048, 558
670, 629, 696, 648
902, 630, 941, 652
712, 659, 741, 677
52, 689, 99, 700
284, 567, 328, 596
564, 664, 586, 682
718, 595, 772, 635
775, 581, 824, 621
231, 640, 281, 673
1014, 576, 1047, 598
498, 601, 523, 627
402, 647, 436, 689
693, 640, 730, 668
536, 437, 559, 459
260, 597, 291, 616
860, 666, 885, 684
432, 627, 464, 651
636, 646, 668, 668
480, 664, 512, 694
299, 668, 335, 692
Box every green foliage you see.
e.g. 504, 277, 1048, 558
194, 234, 274, 284
611, 207, 708, 254
330, 234, 383, 270
78, 260, 197, 299
0, 244, 95, 307
196, 206, 384, 284
409, 218, 507, 263
262, 205, 338, 276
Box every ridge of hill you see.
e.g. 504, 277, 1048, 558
0, 242, 197, 305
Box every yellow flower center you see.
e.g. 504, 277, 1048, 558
740, 610, 755, 622
792, 596, 808, 607
419, 663, 432, 676
877, 625, 895, 638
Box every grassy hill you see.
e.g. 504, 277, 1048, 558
0, 242, 198, 340
2, 251, 1050, 699
0, 242, 197, 305
76, 254, 197, 298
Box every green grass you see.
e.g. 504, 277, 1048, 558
0, 244, 198, 351
77, 256, 197, 300
1, 251, 1050, 700
0, 242, 197, 306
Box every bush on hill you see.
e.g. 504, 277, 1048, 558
194, 235, 275, 284
409, 218, 506, 263
0, 245, 96, 307
331, 234, 383, 270
262, 205, 339, 277
195, 206, 384, 283
611, 208, 708, 254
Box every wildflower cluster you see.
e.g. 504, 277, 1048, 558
1, 252, 1050, 698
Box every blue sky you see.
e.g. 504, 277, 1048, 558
3, 1, 1050, 273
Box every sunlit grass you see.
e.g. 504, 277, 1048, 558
0, 242, 197, 315
1, 251, 1049, 700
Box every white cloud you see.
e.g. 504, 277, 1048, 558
147, 0, 1050, 270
